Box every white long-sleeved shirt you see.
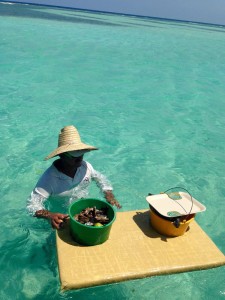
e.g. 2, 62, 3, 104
27, 160, 113, 214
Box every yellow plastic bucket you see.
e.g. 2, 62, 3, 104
150, 209, 195, 237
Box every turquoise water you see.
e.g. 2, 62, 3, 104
1, 3, 225, 299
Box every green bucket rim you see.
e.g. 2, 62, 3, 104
69, 198, 116, 229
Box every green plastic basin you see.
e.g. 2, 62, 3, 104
69, 198, 116, 246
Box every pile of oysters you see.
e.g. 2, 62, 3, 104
74, 206, 109, 226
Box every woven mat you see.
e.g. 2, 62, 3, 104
56, 210, 225, 290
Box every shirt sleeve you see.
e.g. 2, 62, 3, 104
26, 189, 48, 215
27, 166, 53, 215
87, 162, 113, 192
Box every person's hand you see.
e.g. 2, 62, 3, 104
34, 210, 69, 229
48, 213, 69, 229
104, 191, 122, 209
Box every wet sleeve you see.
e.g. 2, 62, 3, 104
88, 163, 113, 192
26, 169, 53, 215
26, 189, 48, 215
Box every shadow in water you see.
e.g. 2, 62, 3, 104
0, 2, 125, 27
1, 2, 225, 33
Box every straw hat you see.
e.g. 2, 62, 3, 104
44, 125, 98, 160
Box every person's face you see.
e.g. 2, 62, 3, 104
60, 153, 84, 168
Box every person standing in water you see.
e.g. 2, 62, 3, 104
27, 125, 121, 229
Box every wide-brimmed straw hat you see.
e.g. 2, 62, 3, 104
44, 125, 98, 160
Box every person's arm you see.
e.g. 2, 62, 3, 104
27, 176, 69, 229
27, 190, 69, 229
88, 163, 121, 208
27, 189, 48, 215
103, 190, 122, 208
34, 209, 69, 229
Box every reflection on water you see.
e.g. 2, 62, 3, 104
1, 2, 225, 299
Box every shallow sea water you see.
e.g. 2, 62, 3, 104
1, 3, 225, 299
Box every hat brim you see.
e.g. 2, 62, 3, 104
44, 143, 98, 160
